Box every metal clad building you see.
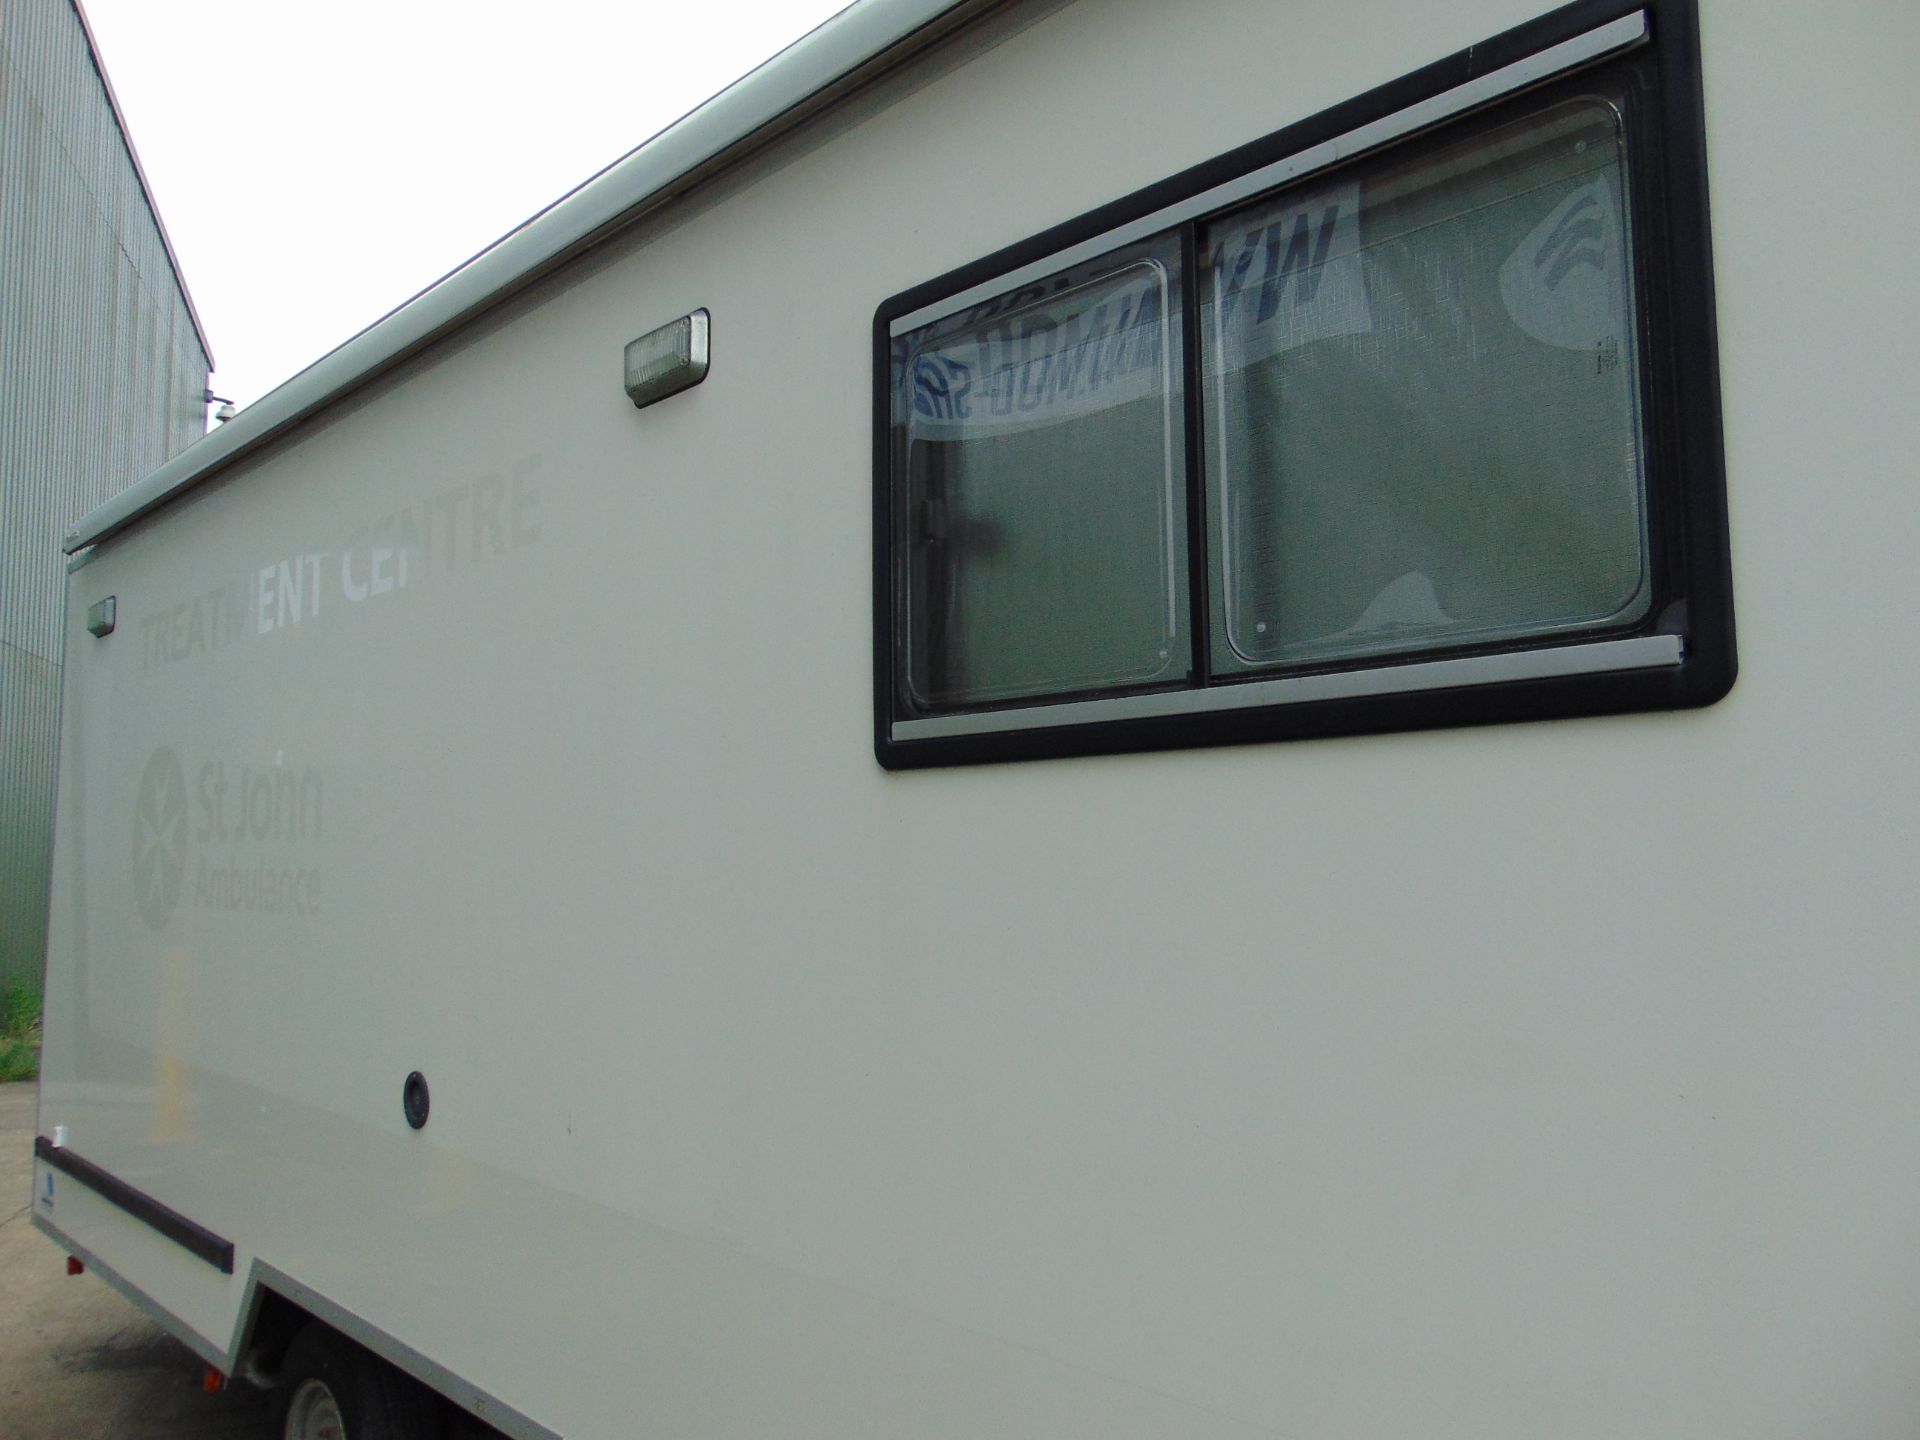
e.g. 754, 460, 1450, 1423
1, 0, 210, 987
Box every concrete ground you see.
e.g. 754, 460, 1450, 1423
1, 1081, 276, 1439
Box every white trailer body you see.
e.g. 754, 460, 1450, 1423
30, 1, 1919, 1437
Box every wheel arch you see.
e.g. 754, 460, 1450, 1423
230, 1261, 561, 1440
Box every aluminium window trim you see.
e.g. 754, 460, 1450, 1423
887, 10, 1648, 341
891, 635, 1682, 740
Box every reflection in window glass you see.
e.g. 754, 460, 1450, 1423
897, 245, 1189, 710
1202, 98, 1650, 671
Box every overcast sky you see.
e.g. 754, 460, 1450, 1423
81, 0, 850, 416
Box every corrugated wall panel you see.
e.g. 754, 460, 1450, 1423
0, 0, 210, 987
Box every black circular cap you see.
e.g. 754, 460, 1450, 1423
402, 1071, 430, 1130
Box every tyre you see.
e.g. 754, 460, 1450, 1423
274, 1321, 441, 1440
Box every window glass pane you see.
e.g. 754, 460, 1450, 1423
1202, 97, 1651, 671
896, 242, 1189, 710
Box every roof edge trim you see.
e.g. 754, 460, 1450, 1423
66, 0, 986, 554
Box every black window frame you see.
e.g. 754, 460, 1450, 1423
873, 0, 1732, 769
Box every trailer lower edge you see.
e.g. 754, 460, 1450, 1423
31, 1212, 232, 1372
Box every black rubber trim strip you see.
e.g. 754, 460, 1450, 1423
34, 1137, 235, 1274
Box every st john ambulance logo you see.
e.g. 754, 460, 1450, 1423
134, 747, 188, 930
